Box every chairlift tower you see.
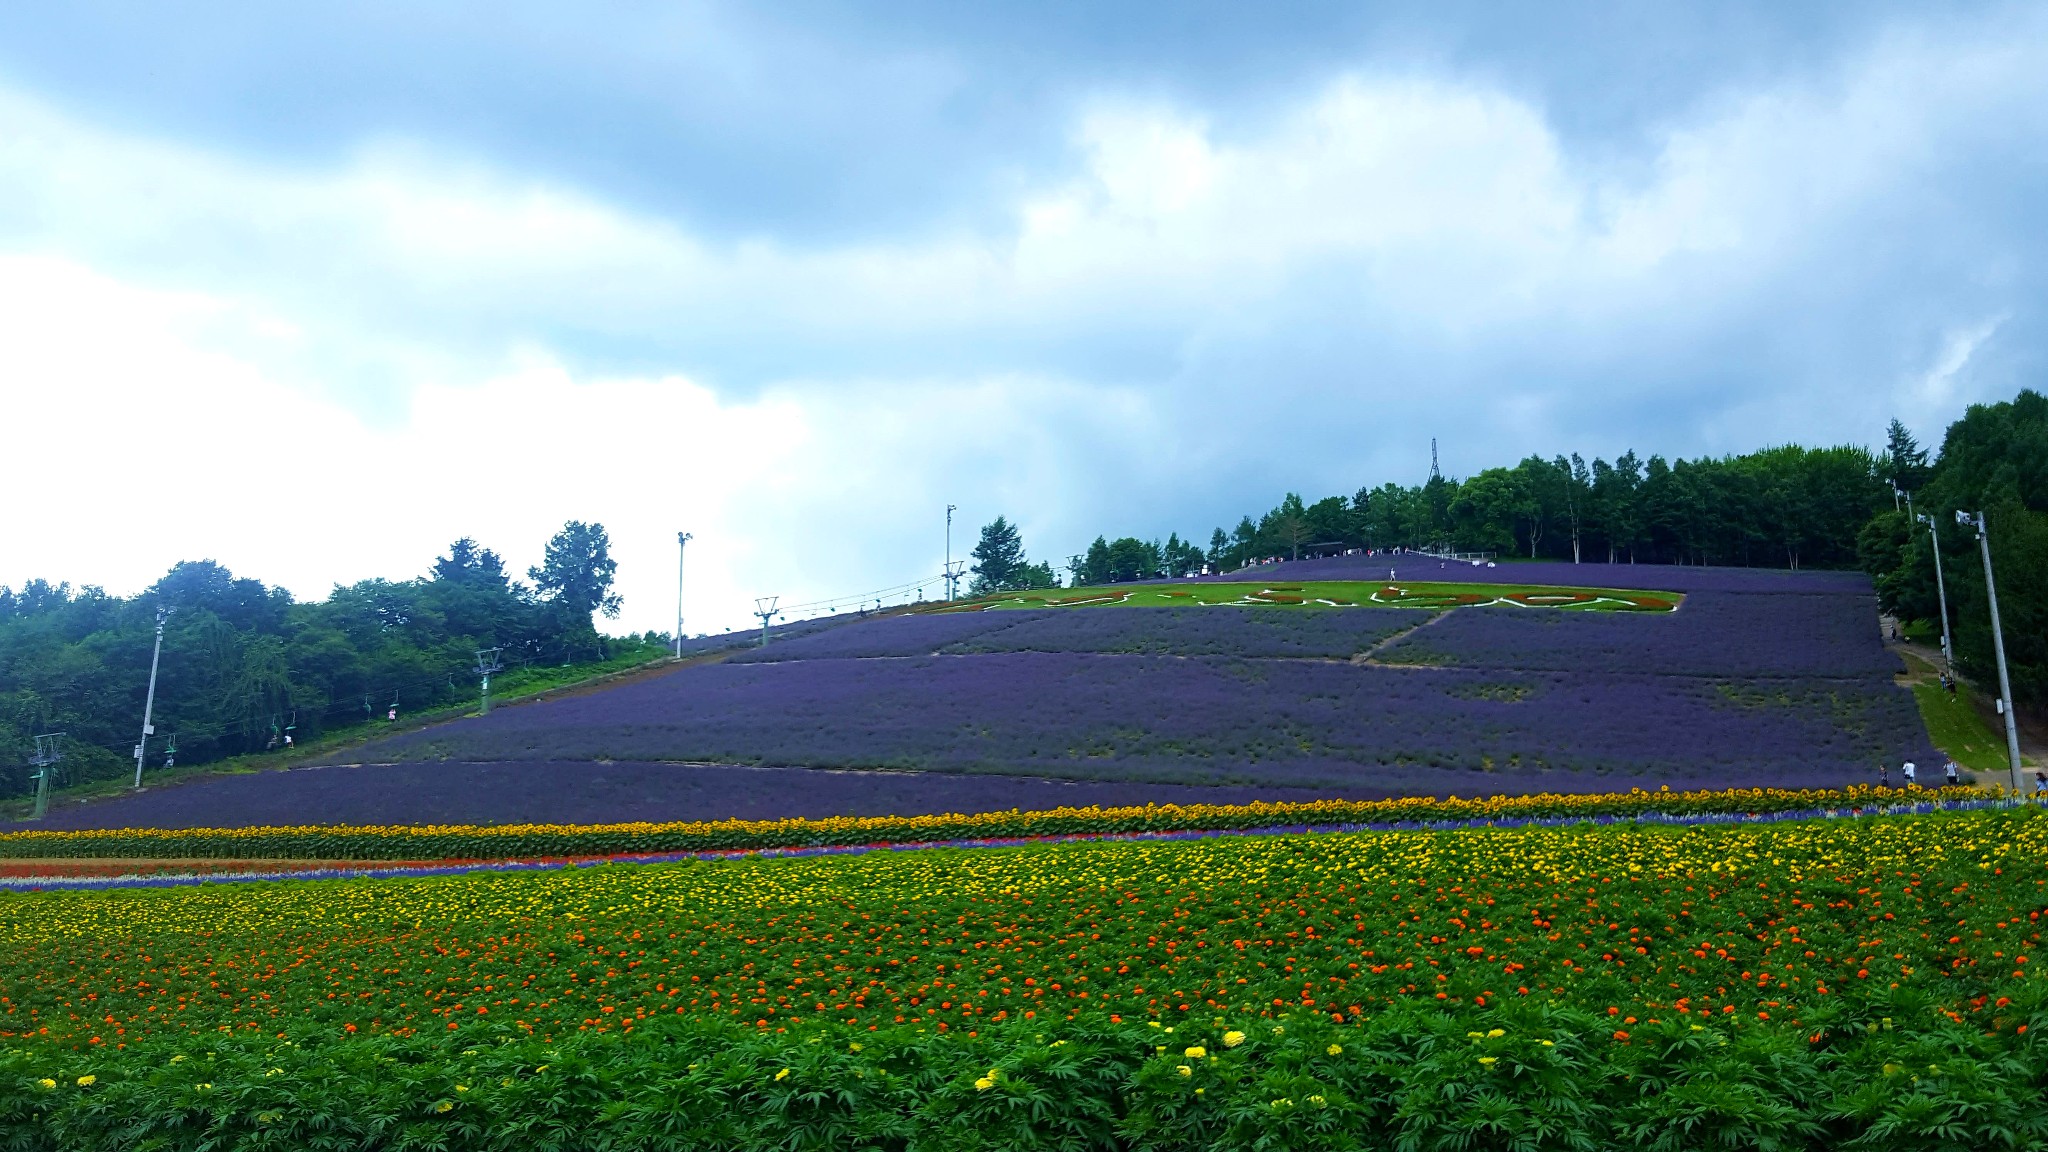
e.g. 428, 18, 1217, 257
945, 504, 958, 600
755, 597, 781, 647
475, 647, 505, 714
29, 733, 64, 821
133, 607, 169, 789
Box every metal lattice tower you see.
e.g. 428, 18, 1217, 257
754, 596, 781, 647
29, 732, 64, 821
475, 647, 505, 714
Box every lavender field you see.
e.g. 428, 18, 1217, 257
941, 604, 1415, 657
322, 562, 1932, 802
1379, 591, 1900, 677
358, 656, 1930, 792
4, 761, 1381, 832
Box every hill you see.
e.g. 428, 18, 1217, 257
332, 557, 1930, 803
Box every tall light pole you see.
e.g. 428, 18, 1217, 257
1915, 513, 1952, 671
754, 596, 780, 647
675, 532, 693, 659
132, 607, 168, 788
1957, 510, 2025, 793
945, 504, 958, 601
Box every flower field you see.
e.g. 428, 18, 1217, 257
736, 605, 1422, 661
324, 562, 1932, 800
0, 784, 1979, 861
355, 653, 1931, 791
1378, 590, 1900, 677
3, 808, 2045, 1149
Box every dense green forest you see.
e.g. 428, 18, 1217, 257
1860, 389, 2048, 705
1072, 442, 1891, 584
0, 522, 663, 795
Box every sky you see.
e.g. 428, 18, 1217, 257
2, 1, 2044, 635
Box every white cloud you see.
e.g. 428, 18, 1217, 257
2, 11, 2046, 628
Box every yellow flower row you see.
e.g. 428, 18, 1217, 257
0, 783, 1979, 861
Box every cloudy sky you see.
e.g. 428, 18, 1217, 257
3, 1, 2042, 634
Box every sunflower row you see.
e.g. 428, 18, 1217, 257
0, 784, 1986, 860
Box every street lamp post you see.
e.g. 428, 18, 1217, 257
1957, 510, 2025, 793
675, 532, 693, 659
133, 607, 168, 789
1915, 513, 1953, 671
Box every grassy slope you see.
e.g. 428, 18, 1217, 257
1897, 648, 2022, 776
2, 641, 692, 822
953, 579, 1680, 612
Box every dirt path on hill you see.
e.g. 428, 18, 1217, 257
1880, 617, 2044, 771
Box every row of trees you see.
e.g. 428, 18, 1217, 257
1860, 391, 2047, 705
1197, 444, 1889, 573
1, 522, 644, 793
994, 442, 1895, 591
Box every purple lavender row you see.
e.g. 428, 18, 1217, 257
1379, 591, 1899, 677
5, 797, 2004, 893
942, 605, 1416, 658
359, 653, 1934, 787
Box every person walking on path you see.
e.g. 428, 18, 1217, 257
1880, 762, 1890, 789
1945, 759, 1960, 787
1902, 761, 1917, 789
2035, 772, 2047, 803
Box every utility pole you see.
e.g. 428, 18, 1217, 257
675, 531, 693, 659
1916, 513, 1953, 671
475, 647, 504, 714
754, 597, 780, 647
945, 504, 958, 601
1957, 510, 2025, 793
29, 733, 63, 821
133, 607, 168, 788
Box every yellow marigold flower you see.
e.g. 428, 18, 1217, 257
1487, 1029, 1505, 1038
1184, 1046, 1206, 1059
1306, 1094, 1326, 1106
1222, 1031, 1246, 1048
455, 1085, 468, 1093
1477, 1057, 1498, 1066
76, 1075, 95, 1087
774, 1068, 790, 1082
848, 1042, 862, 1052
36, 1079, 55, 1091
974, 1077, 995, 1091
1326, 1044, 1343, 1056
434, 1100, 453, 1114
1177, 1065, 1192, 1077
1541, 1040, 1555, 1047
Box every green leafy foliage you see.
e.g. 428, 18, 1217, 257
0, 524, 660, 798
